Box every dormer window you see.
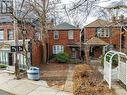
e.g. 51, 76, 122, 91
54, 31, 59, 39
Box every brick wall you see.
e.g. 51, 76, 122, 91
47, 29, 80, 58
84, 27, 120, 50
0, 23, 42, 65
32, 41, 42, 65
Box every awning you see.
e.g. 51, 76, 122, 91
84, 37, 109, 46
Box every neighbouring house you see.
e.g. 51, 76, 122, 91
47, 22, 81, 63
0, 15, 42, 67
82, 16, 127, 62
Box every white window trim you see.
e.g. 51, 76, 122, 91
54, 31, 59, 39
68, 31, 74, 39
97, 28, 110, 37
8, 29, 14, 40
53, 45, 64, 54
0, 29, 4, 40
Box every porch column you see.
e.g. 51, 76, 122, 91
84, 45, 90, 64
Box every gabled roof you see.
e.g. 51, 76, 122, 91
53, 22, 79, 30
84, 37, 109, 46
85, 19, 109, 28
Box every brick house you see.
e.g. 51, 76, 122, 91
83, 18, 127, 60
48, 22, 81, 62
0, 15, 42, 66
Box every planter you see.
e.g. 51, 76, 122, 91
27, 67, 40, 80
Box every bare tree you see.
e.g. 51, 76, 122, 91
25, 0, 61, 64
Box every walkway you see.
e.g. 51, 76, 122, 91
64, 64, 75, 92
0, 71, 73, 95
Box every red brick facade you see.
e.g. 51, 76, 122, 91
47, 29, 80, 60
0, 23, 42, 65
84, 23, 124, 58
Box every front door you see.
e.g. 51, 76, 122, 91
72, 51, 77, 59
8, 53, 13, 65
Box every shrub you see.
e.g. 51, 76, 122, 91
0, 64, 8, 68
73, 64, 115, 95
54, 53, 69, 63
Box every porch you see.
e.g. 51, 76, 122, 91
67, 43, 81, 63
84, 37, 109, 64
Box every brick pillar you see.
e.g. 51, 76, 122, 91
84, 45, 90, 64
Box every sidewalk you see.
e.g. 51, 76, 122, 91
0, 71, 73, 95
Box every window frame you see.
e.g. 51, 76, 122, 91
54, 31, 59, 39
8, 29, 14, 40
68, 30, 74, 39
96, 27, 111, 37
0, 29, 4, 40
53, 45, 64, 54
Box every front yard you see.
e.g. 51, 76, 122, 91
40, 63, 69, 89
73, 64, 116, 95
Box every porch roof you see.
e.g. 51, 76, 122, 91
84, 37, 109, 46
67, 42, 80, 47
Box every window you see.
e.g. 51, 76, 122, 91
53, 45, 64, 54
0, 0, 13, 14
68, 31, 73, 39
0, 29, 4, 40
8, 29, 14, 40
96, 28, 111, 37
54, 31, 59, 39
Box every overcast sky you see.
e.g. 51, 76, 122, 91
60, 0, 127, 27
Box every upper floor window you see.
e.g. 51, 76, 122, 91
68, 31, 73, 39
0, 29, 4, 40
53, 45, 64, 54
96, 28, 111, 37
8, 29, 14, 40
0, 0, 13, 14
54, 31, 59, 39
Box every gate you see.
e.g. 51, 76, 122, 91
104, 50, 127, 89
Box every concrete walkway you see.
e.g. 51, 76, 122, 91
64, 64, 75, 92
0, 71, 73, 95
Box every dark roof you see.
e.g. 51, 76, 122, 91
53, 22, 79, 30
85, 19, 109, 28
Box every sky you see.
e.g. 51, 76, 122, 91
60, 0, 127, 27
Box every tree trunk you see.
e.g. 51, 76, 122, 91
42, 43, 47, 64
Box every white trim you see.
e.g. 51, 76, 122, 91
68, 30, 74, 39
53, 45, 64, 54
54, 31, 59, 39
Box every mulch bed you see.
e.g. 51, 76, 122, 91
73, 64, 116, 95
40, 63, 68, 87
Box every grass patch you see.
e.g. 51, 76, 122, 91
0, 64, 8, 68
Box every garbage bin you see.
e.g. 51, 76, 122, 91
27, 67, 40, 80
